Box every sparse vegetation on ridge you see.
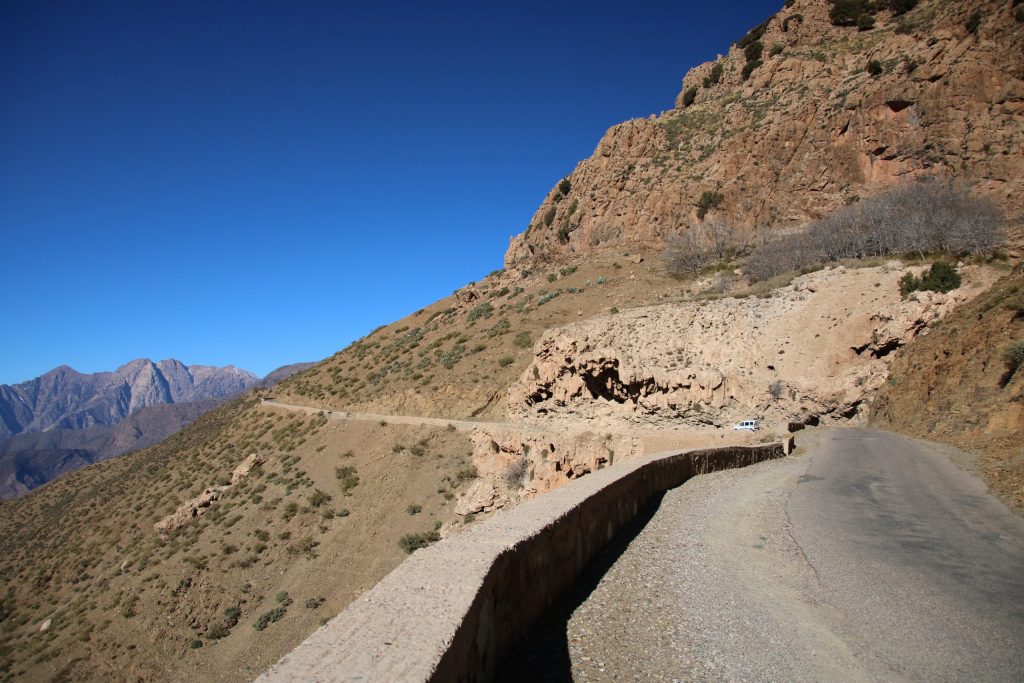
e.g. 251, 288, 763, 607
0, 396, 476, 681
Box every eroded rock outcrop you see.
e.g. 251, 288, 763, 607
452, 427, 642, 518
506, 0, 1023, 266
154, 453, 265, 535
508, 264, 999, 428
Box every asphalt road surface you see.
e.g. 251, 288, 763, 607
499, 428, 1024, 682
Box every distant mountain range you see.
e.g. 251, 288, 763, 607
0, 359, 314, 498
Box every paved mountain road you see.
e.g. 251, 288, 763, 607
258, 398, 508, 432
501, 429, 1024, 682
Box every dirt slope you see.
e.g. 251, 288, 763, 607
0, 399, 476, 681
872, 268, 1024, 511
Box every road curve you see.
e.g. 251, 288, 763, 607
499, 428, 1024, 682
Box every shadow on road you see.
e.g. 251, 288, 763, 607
494, 493, 667, 682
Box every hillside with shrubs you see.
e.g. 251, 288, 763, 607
1, 0, 1022, 681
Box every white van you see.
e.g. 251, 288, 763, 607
733, 419, 759, 431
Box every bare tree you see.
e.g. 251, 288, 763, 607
744, 179, 1003, 281
664, 217, 745, 277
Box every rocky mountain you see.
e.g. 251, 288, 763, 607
0, 399, 220, 499
0, 359, 259, 440
506, 0, 1023, 266
0, 361, 312, 499
0, 1, 1020, 680
257, 362, 316, 388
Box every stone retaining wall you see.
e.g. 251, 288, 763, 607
257, 440, 792, 682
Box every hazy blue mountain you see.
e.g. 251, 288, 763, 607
0, 360, 313, 498
0, 359, 259, 439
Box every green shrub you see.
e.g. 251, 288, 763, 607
304, 597, 325, 609
467, 302, 494, 322
900, 262, 961, 298
308, 489, 332, 508
889, 0, 917, 15
681, 86, 698, 107
744, 41, 763, 62
782, 13, 803, 32
899, 272, 920, 298
1005, 342, 1024, 375
335, 465, 360, 494
558, 178, 572, 195
294, 536, 319, 559
498, 356, 515, 368
769, 43, 783, 57
741, 59, 762, 81
543, 206, 557, 227
965, 9, 981, 33
253, 607, 286, 631
222, 607, 241, 629
703, 62, 723, 87
1006, 293, 1024, 316
919, 261, 961, 293
206, 623, 229, 640
406, 504, 422, 515
696, 191, 724, 219
829, 0, 867, 26
857, 14, 875, 30
735, 18, 770, 49
455, 465, 479, 482
398, 531, 441, 554
514, 331, 532, 348
190, 639, 204, 649
867, 60, 883, 76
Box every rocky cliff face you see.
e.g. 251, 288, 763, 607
506, 0, 1023, 266
0, 359, 259, 440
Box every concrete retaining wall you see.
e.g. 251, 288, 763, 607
257, 440, 792, 682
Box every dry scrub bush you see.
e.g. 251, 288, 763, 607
504, 457, 529, 488
744, 180, 1003, 282
664, 217, 750, 276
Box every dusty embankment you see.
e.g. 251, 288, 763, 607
872, 269, 1024, 512
509, 262, 999, 430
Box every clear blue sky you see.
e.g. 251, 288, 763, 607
1, 0, 780, 385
